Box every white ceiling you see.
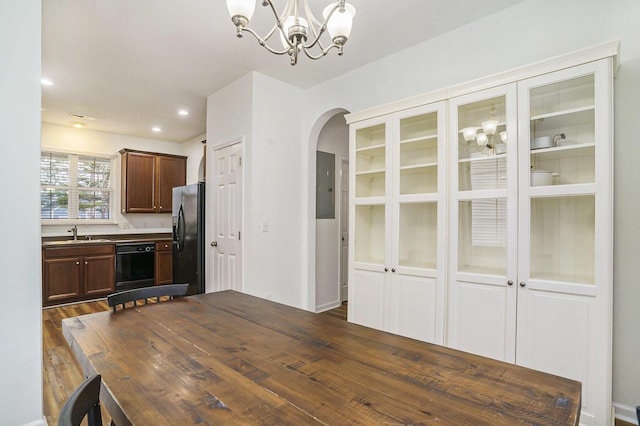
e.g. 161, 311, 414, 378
41, 0, 524, 142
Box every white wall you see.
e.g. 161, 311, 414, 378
0, 1, 45, 425
206, 0, 640, 417
205, 73, 254, 294
181, 133, 206, 183
315, 113, 348, 311
41, 123, 200, 236
249, 73, 305, 307
206, 72, 306, 306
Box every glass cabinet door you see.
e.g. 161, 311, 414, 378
355, 123, 386, 198
528, 74, 595, 187
398, 112, 438, 195
519, 63, 601, 286
395, 109, 442, 271
450, 84, 518, 278
457, 96, 508, 192
352, 119, 390, 267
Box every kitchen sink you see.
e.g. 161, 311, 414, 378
43, 239, 112, 246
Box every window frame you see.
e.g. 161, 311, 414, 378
40, 150, 117, 225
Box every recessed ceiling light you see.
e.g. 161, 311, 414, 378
71, 122, 85, 129
178, 109, 189, 116
41, 78, 54, 86
152, 127, 161, 133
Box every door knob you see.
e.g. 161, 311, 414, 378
520, 281, 526, 287
391, 268, 396, 273
384, 267, 388, 272
507, 280, 513, 286
211, 241, 218, 247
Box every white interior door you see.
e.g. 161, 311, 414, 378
212, 142, 243, 291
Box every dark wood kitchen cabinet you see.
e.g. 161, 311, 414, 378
155, 241, 173, 285
43, 244, 115, 306
120, 149, 187, 213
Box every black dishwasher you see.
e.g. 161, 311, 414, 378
115, 242, 155, 291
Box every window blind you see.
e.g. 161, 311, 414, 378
41, 152, 113, 220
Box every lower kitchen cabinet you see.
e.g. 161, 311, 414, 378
155, 241, 173, 285
43, 244, 115, 306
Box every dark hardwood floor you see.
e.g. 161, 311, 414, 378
42, 299, 111, 424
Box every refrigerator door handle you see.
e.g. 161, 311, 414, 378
176, 205, 185, 251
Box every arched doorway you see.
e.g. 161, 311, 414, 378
309, 109, 350, 312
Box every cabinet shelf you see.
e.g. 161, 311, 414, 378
400, 162, 438, 171
355, 143, 385, 155
355, 169, 385, 178
458, 153, 506, 164
400, 134, 438, 147
530, 141, 594, 156
531, 105, 594, 122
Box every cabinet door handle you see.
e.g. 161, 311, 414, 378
85, 261, 88, 265
520, 281, 526, 287
391, 268, 396, 273
507, 280, 513, 286
384, 267, 388, 272
76, 261, 80, 265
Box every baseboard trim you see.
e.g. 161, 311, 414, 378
22, 418, 47, 426
316, 300, 341, 313
614, 402, 638, 425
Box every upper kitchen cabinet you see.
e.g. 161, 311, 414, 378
120, 149, 187, 213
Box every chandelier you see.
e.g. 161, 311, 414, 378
461, 104, 507, 155
225, 0, 356, 65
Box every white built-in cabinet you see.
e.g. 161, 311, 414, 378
447, 60, 612, 426
346, 44, 616, 426
348, 102, 447, 344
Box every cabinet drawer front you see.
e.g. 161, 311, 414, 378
156, 241, 173, 251
44, 244, 114, 258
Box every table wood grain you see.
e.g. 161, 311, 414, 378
62, 290, 581, 425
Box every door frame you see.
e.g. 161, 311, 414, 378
306, 108, 350, 312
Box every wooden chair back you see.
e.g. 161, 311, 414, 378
58, 374, 102, 426
107, 283, 189, 312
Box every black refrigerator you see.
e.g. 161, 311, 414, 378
172, 182, 205, 295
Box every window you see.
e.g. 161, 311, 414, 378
41, 151, 114, 221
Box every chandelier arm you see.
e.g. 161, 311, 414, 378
262, 0, 297, 49
240, 27, 292, 55
301, 43, 341, 60
300, 2, 343, 50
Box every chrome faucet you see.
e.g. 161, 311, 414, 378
68, 224, 78, 240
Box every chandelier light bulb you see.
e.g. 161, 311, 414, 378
323, 3, 356, 45
226, 0, 255, 20
461, 127, 478, 142
481, 120, 499, 136
500, 131, 507, 143
476, 132, 488, 147
226, 0, 256, 29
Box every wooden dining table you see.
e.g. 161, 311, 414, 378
62, 290, 581, 425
